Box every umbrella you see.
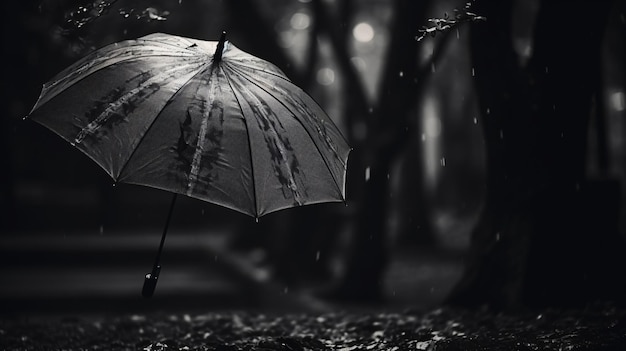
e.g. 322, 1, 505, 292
27, 32, 351, 297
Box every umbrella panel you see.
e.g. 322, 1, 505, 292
121, 65, 257, 216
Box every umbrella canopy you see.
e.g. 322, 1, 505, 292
27, 32, 350, 218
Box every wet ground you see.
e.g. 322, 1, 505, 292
2, 303, 624, 350
1, 229, 624, 350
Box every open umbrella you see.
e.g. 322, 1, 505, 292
27, 32, 350, 297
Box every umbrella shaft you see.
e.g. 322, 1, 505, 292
153, 193, 178, 270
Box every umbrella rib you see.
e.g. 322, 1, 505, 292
140, 36, 202, 51
224, 62, 348, 200
220, 66, 261, 218
31, 51, 204, 111
229, 62, 293, 83
33, 34, 216, 110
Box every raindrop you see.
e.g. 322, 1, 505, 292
486, 108, 490, 115
553, 104, 556, 111
421, 133, 426, 142
214, 255, 218, 261
545, 66, 549, 74
431, 62, 436, 73
386, 173, 390, 179
284, 286, 289, 294
398, 71, 404, 77
471, 67, 475, 76
99, 225, 104, 234
365, 166, 371, 181
201, 209, 205, 216
473, 117, 478, 124
316, 251, 320, 261
496, 232, 501, 241
499, 129, 504, 139
368, 107, 374, 114
440, 157, 446, 167
456, 28, 460, 39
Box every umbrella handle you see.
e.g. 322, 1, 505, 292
142, 265, 161, 298
142, 193, 178, 298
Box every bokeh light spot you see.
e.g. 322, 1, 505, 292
610, 91, 625, 112
353, 22, 375, 43
350, 56, 366, 71
316, 68, 335, 85
425, 115, 442, 138
290, 12, 311, 30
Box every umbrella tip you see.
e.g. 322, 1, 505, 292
213, 31, 227, 63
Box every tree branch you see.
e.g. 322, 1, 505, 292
415, 0, 486, 42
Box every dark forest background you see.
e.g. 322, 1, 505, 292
2, 0, 625, 311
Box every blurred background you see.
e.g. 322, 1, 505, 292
1, 0, 624, 317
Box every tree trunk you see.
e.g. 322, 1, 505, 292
447, 0, 624, 309
330, 0, 432, 301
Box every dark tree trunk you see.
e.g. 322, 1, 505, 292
447, 0, 624, 309
331, 0, 431, 300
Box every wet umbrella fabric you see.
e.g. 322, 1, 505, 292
28, 32, 349, 217
27, 32, 350, 296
